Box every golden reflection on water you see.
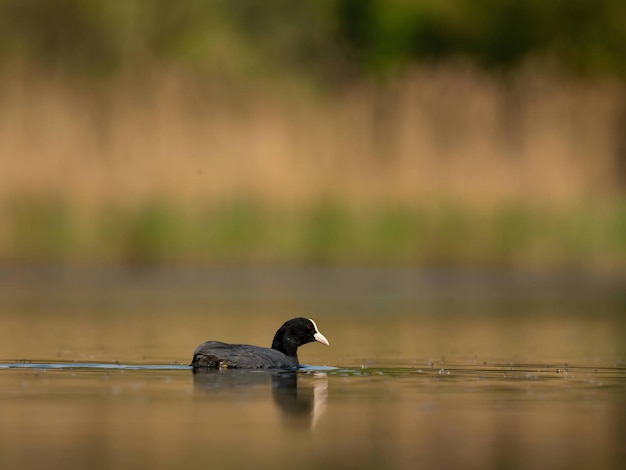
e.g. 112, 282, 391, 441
1, 302, 623, 365
0, 363, 623, 470
0, 267, 624, 469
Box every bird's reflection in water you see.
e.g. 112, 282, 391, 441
271, 371, 328, 429
193, 369, 328, 430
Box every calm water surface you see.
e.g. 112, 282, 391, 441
0, 267, 624, 470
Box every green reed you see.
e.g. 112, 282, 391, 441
1, 198, 624, 269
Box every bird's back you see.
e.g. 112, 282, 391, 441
191, 341, 298, 370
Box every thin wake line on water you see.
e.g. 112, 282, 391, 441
0, 361, 192, 371
0, 361, 334, 372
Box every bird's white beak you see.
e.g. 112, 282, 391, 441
313, 331, 329, 346
309, 318, 330, 346
309, 318, 329, 346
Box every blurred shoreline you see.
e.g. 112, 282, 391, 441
1, 263, 624, 303
1, 65, 624, 268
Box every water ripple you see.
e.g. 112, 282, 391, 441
2, 361, 625, 385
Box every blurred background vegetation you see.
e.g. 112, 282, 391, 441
0, 0, 625, 269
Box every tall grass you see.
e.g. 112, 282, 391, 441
1, 198, 624, 269
0, 64, 624, 267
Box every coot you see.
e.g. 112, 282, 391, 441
191, 317, 329, 370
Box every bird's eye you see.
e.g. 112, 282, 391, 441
306, 324, 311, 329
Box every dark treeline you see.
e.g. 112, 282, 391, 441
1, 0, 625, 81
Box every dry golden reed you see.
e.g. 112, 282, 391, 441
0, 63, 622, 210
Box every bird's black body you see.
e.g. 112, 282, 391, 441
191, 317, 329, 370
191, 342, 300, 369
